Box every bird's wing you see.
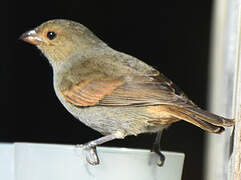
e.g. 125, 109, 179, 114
61, 78, 124, 106
60, 58, 193, 107
98, 74, 192, 106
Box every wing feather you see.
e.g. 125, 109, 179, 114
61, 74, 190, 107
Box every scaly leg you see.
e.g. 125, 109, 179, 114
151, 130, 165, 166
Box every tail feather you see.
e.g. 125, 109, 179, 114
163, 105, 234, 134
184, 107, 234, 126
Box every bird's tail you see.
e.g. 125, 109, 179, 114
164, 105, 234, 133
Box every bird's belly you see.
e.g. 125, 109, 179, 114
62, 103, 158, 135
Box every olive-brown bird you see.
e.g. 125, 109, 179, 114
20, 19, 234, 166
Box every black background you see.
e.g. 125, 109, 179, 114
2, 1, 213, 179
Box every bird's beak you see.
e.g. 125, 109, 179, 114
20, 30, 42, 45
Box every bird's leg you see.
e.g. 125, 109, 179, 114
77, 131, 125, 165
151, 130, 165, 166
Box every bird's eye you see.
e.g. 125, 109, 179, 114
47, 31, 57, 40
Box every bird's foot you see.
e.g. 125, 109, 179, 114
151, 143, 165, 167
76, 144, 100, 165
76, 134, 122, 165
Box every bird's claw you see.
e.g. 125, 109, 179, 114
156, 152, 165, 167
76, 144, 100, 165
151, 143, 165, 167
86, 147, 100, 165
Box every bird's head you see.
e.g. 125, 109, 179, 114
20, 19, 104, 66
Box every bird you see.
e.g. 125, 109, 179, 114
20, 19, 234, 166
